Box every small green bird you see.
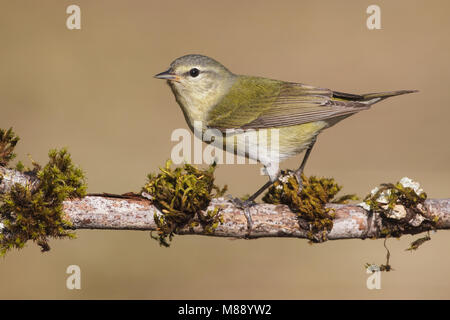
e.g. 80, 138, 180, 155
155, 54, 416, 206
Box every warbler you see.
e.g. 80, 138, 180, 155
155, 54, 416, 204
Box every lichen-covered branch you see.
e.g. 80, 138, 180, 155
1, 166, 449, 240
0, 150, 87, 254
63, 195, 450, 239
0, 167, 40, 195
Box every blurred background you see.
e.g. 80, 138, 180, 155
0, 0, 449, 299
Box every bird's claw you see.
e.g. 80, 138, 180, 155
228, 197, 256, 236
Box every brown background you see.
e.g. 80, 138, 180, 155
0, 0, 449, 299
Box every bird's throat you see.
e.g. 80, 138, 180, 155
168, 78, 235, 130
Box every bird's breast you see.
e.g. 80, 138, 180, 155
217, 121, 328, 164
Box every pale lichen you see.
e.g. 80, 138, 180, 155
361, 177, 434, 238
361, 177, 436, 270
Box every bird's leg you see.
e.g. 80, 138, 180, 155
247, 179, 275, 202
294, 137, 317, 193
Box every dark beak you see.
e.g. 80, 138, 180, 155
154, 69, 180, 81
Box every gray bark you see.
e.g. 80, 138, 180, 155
1, 167, 449, 239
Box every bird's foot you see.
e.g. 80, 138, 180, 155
294, 170, 304, 195
228, 197, 256, 236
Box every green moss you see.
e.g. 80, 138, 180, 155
365, 263, 392, 272
361, 179, 435, 241
0, 148, 87, 255
363, 182, 427, 219
143, 160, 227, 247
0, 128, 20, 167
406, 232, 431, 251
262, 170, 357, 242
15, 161, 25, 172
365, 238, 393, 272
361, 178, 435, 269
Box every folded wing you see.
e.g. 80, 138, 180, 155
206, 77, 371, 131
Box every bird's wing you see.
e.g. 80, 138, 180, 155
206, 76, 370, 131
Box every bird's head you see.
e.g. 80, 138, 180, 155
155, 54, 236, 121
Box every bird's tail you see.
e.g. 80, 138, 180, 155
361, 90, 418, 101
333, 90, 418, 103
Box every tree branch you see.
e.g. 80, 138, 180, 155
63, 195, 450, 239
1, 167, 450, 239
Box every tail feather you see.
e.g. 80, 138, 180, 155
362, 90, 418, 101
333, 90, 418, 102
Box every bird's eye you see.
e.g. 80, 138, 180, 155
189, 68, 200, 77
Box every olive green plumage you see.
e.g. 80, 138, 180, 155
155, 54, 416, 181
